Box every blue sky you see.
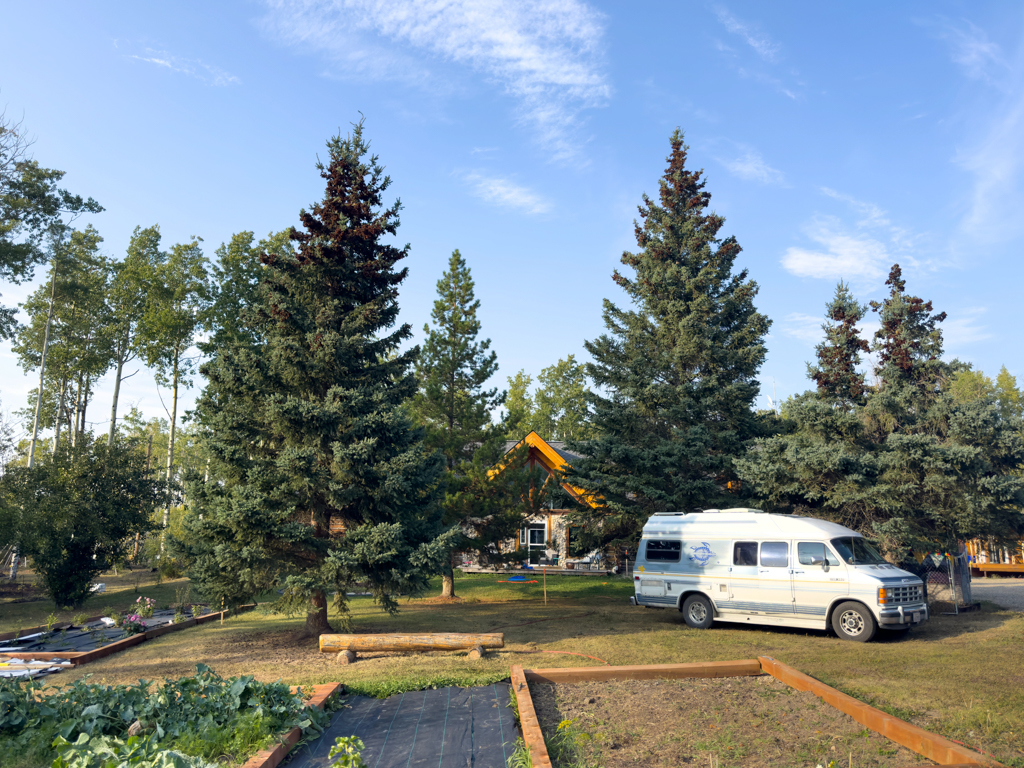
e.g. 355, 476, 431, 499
2, 1, 1023, 438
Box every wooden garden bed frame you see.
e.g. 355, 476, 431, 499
240, 683, 344, 768
0, 604, 257, 667
509, 658, 1003, 768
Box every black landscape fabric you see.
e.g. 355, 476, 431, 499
287, 684, 516, 768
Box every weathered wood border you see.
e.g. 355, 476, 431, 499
514, 658, 1002, 768
511, 665, 553, 768
240, 683, 343, 768
0, 605, 257, 666
758, 656, 1000, 766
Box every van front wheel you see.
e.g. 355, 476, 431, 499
831, 601, 877, 642
682, 595, 714, 629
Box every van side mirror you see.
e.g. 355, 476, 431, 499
822, 562, 830, 573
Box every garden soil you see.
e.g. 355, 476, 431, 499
530, 676, 934, 768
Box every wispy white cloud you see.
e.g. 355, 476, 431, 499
714, 6, 780, 62
782, 217, 892, 281
781, 313, 824, 345
128, 50, 240, 86
722, 146, 785, 185
259, 0, 610, 161
461, 171, 551, 215
782, 188, 927, 283
927, 18, 1024, 244
943, 307, 992, 349
935, 20, 1011, 84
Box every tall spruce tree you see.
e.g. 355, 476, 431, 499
412, 249, 502, 468
563, 130, 771, 549
808, 281, 870, 410
182, 123, 453, 633
737, 267, 1024, 557
410, 249, 508, 598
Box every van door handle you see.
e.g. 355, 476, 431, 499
792, 570, 805, 574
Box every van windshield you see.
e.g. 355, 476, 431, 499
830, 537, 887, 565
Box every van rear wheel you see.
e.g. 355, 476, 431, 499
831, 601, 877, 642
682, 595, 714, 629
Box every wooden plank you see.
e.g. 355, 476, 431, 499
240, 683, 343, 768
524, 659, 762, 684
758, 657, 1002, 767
319, 632, 504, 653
144, 619, 197, 639
511, 665, 553, 768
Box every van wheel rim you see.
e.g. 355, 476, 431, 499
839, 610, 864, 635
689, 602, 707, 623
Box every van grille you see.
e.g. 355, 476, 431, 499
888, 584, 923, 604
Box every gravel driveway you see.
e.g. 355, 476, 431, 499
969, 579, 1024, 611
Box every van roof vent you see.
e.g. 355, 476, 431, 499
720, 508, 765, 514
702, 509, 721, 513
651, 511, 686, 516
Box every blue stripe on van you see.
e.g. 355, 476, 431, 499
716, 600, 826, 616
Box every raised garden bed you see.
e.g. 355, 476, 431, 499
0, 604, 256, 676
510, 660, 1003, 768
530, 675, 928, 767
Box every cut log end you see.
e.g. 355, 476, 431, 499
336, 650, 357, 665
468, 645, 485, 660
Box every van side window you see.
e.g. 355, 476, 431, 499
733, 542, 757, 566
798, 542, 840, 566
645, 540, 682, 562
760, 542, 789, 568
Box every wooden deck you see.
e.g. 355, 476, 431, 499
459, 566, 617, 577
970, 563, 1024, 577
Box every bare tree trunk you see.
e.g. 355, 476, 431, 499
28, 263, 59, 468
70, 371, 84, 448
108, 353, 125, 446
133, 434, 154, 561
305, 589, 333, 635
52, 377, 68, 452
440, 552, 457, 598
80, 375, 91, 439
161, 352, 179, 550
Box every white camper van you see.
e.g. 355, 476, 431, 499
630, 509, 928, 642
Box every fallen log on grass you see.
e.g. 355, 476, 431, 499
319, 632, 504, 654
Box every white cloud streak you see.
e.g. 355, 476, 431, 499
714, 6, 780, 62
937, 20, 1011, 84
259, 0, 610, 161
722, 146, 785, 185
943, 307, 992, 349
931, 18, 1024, 243
782, 189, 925, 283
782, 217, 892, 281
128, 51, 240, 86
781, 313, 824, 345
461, 171, 551, 214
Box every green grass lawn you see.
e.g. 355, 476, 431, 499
7, 571, 1024, 766
0, 568, 198, 634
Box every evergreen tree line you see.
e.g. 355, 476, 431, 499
2, 111, 1021, 621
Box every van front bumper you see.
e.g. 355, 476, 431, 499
878, 603, 928, 627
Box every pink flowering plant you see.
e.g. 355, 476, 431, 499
118, 613, 147, 636
134, 596, 155, 618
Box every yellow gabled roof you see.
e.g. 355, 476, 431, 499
489, 431, 601, 509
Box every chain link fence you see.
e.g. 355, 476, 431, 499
920, 551, 974, 614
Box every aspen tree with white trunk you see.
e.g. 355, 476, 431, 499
137, 237, 209, 541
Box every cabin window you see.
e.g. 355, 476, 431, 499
798, 542, 840, 566
645, 540, 682, 562
733, 542, 758, 566
760, 542, 789, 568
520, 523, 546, 547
